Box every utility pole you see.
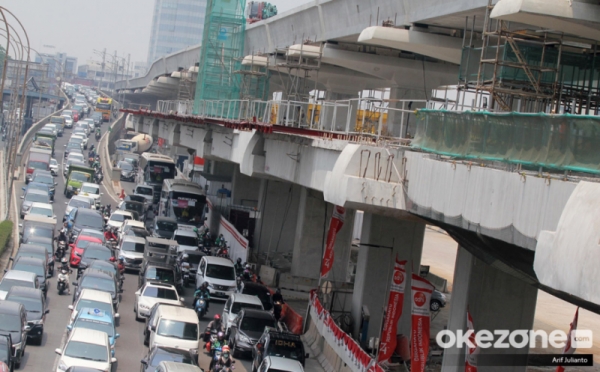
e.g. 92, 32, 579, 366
100, 48, 106, 90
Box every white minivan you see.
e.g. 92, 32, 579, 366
195, 256, 237, 301
148, 305, 199, 351
55, 328, 117, 372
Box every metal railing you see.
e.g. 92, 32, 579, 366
156, 97, 427, 141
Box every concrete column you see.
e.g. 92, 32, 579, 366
351, 213, 425, 342
291, 187, 355, 282
230, 165, 261, 208
386, 88, 427, 138
441, 247, 538, 372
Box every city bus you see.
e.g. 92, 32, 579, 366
158, 178, 207, 230
138, 153, 176, 204
96, 97, 113, 122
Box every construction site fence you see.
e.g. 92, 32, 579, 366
412, 109, 600, 175
157, 98, 426, 139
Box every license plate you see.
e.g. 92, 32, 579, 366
216, 291, 225, 296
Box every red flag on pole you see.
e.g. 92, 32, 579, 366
377, 258, 407, 362
411, 274, 435, 372
465, 310, 478, 372
556, 307, 579, 372
320, 206, 346, 278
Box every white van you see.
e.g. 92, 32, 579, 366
222, 293, 264, 332
68, 288, 119, 326
148, 305, 199, 351
171, 229, 198, 252
195, 256, 237, 301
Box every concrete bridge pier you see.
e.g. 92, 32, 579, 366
351, 213, 426, 342
441, 247, 538, 372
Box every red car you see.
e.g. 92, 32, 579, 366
69, 235, 103, 267
72, 111, 80, 122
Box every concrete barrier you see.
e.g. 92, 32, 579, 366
424, 272, 448, 293
100, 112, 126, 197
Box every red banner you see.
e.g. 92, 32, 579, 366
556, 307, 579, 372
465, 310, 478, 372
377, 258, 407, 362
158, 137, 165, 147
320, 206, 346, 278
411, 274, 435, 372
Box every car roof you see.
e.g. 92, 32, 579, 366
14, 256, 45, 266
112, 210, 132, 216
81, 182, 99, 188
158, 361, 202, 371
146, 281, 178, 290
77, 235, 103, 242
0, 300, 24, 314
2, 270, 37, 281
69, 327, 109, 346
240, 308, 275, 320
6, 286, 43, 299
156, 306, 196, 322
203, 256, 234, 266
265, 356, 304, 371
79, 289, 112, 302
71, 195, 93, 203
123, 220, 145, 228
231, 293, 263, 306
76, 208, 101, 217
30, 202, 52, 209
122, 235, 146, 243
76, 307, 113, 323
81, 268, 114, 279
173, 229, 197, 237
156, 216, 177, 223
25, 189, 48, 196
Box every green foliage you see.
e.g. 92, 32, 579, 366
0, 220, 13, 256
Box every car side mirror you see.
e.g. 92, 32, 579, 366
180, 297, 185, 302
115, 333, 120, 339
140, 359, 147, 365
72, 282, 78, 286
55, 348, 62, 355
20, 196, 24, 199
111, 357, 117, 364
151, 325, 156, 331
306, 353, 310, 358
66, 325, 72, 331
24, 325, 31, 332
68, 305, 74, 310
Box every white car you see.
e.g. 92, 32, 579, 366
62, 116, 73, 128
134, 282, 184, 320
68, 288, 118, 326
65, 195, 94, 218
258, 356, 305, 372
118, 235, 145, 271
71, 134, 88, 149
49, 158, 59, 176
55, 327, 117, 372
79, 182, 103, 208
75, 122, 90, 136
195, 256, 237, 301
0, 270, 38, 300
42, 124, 58, 137
171, 229, 199, 252
28, 202, 55, 219
107, 210, 134, 230
66, 152, 86, 164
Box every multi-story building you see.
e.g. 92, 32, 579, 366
146, 0, 207, 66
34, 52, 77, 81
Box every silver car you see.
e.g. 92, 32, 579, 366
20, 189, 51, 219
64, 195, 94, 218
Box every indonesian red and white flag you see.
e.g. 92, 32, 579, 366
320, 206, 346, 278
411, 274, 435, 372
465, 310, 478, 372
377, 258, 407, 362
556, 307, 579, 372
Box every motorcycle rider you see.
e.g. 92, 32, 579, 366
242, 264, 252, 281
215, 234, 225, 247
104, 227, 118, 242
57, 267, 72, 295
204, 314, 224, 342
95, 128, 101, 139
234, 258, 244, 276
211, 344, 233, 371
194, 282, 211, 311
59, 258, 71, 294
209, 332, 228, 360
272, 288, 285, 321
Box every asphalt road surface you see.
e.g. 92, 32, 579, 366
14, 116, 255, 372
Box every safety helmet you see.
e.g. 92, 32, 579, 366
182, 254, 189, 260
236, 258, 242, 263
222, 345, 230, 353
245, 264, 251, 269
61, 257, 68, 264
118, 256, 124, 262
214, 314, 221, 321
109, 257, 117, 262
217, 331, 224, 340
202, 282, 209, 288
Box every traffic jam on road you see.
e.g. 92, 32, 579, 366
1, 84, 310, 372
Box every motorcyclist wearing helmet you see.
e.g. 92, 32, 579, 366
117, 256, 125, 275
234, 257, 244, 276
272, 288, 285, 321
180, 254, 191, 272
104, 226, 118, 242
58, 222, 69, 242
242, 264, 252, 281
212, 344, 234, 371
60, 258, 71, 294
194, 282, 211, 310
207, 314, 224, 333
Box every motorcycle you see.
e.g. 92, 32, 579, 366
204, 328, 218, 343
194, 294, 208, 319
95, 131, 101, 140
211, 363, 235, 372
273, 300, 283, 321
216, 246, 229, 258
182, 267, 190, 288
57, 270, 70, 295
88, 157, 95, 167
236, 276, 242, 291
55, 237, 67, 261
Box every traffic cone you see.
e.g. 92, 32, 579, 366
119, 189, 125, 200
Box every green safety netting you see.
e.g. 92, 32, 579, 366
412, 109, 600, 174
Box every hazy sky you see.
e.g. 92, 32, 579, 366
1, 0, 310, 66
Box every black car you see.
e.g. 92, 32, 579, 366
11, 256, 48, 297
118, 161, 136, 182
252, 327, 308, 370
0, 301, 28, 368
84, 260, 123, 290
229, 309, 277, 358
140, 345, 199, 372
23, 237, 54, 274
78, 243, 114, 273
5, 287, 49, 345
118, 200, 145, 221
138, 263, 181, 293
65, 207, 105, 243
239, 281, 274, 311
19, 217, 54, 244
13, 244, 52, 277
152, 217, 177, 239
0, 334, 14, 372
72, 268, 121, 310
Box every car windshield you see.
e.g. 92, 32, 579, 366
136, 187, 153, 196
81, 277, 115, 293
206, 264, 235, 280
81, 185, 100, 195
17, 251, 45, 261
231, 302, 263, 314
75, 299, 112, 314
121, 240, 145, 253
125, 228, 150, 239
28, 161, 48, 170
81, 231, 104, 242
110, 214, 131, 223
26, 184, 48, 193
150, 349, 195, 367
142, 286, 178, 300
0, 278, 33, 291
33, 175, 53, 185
50, 159, 58, 166
146, 268, 175, 283
76, 239, 99, 249
67, 143, 81, 149
186, 254, 202, 265
13, 263, 44, 277
157, 221, 177, 231
118, 162, 133, 171
76, 213, 103, 229
83, 248, 111, 261
0, 314, 21, 332
30, 206, 53, 217
123, 202, 142, 213
175, 235, 197, 246
7, 295, 42, 312
25, 193, 49, 203
71, 173, 90, 182
157, 320, 197, 341
69, 199, 91, 209
74, 318, 114, 337
240, 317, 276, 333
64, 340, 108, 362
70, 137, 83, 143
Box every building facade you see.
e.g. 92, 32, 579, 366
146, 0, 207, 66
